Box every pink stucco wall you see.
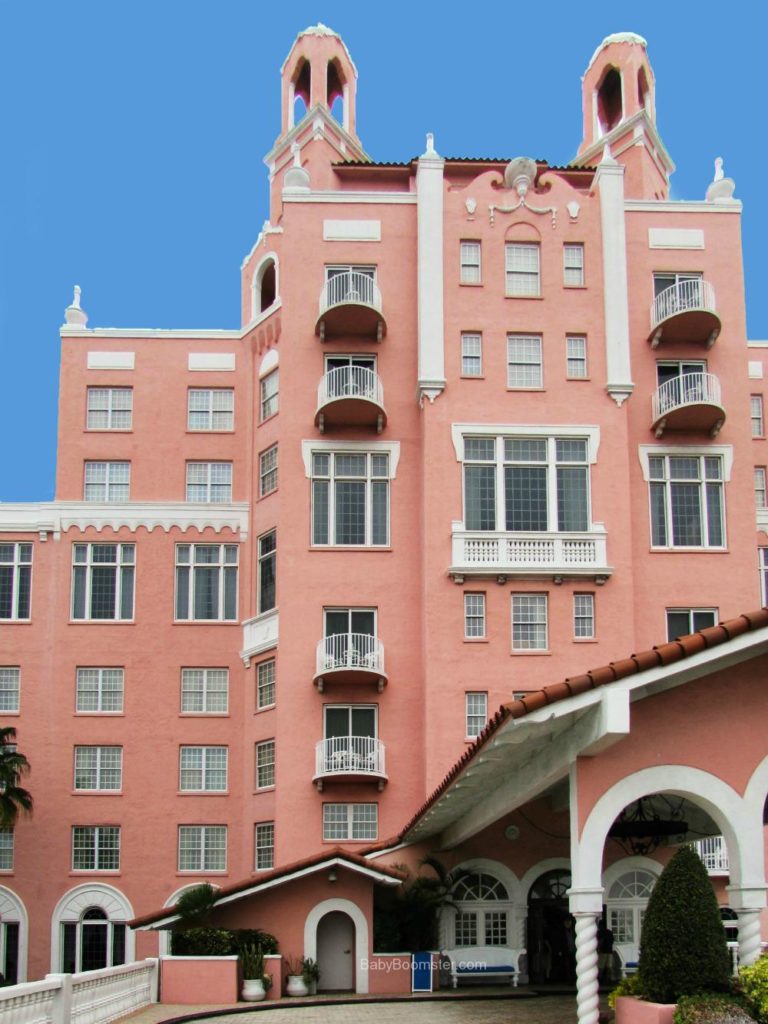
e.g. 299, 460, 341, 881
160, 956, 239, 1005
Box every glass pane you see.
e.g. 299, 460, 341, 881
505, 466, 547, 531
62, 923, 77, 974
350, 610, 375, 635
120, 567, 134, 620
90, 567, 116, 619
557, 467, 589, 531
372, 481, 388, 545
81, 922, 108, 971
692, 610, 716, 631
650, 482, 667, 546
706, 483, 723, 546
313, 481, 329, 545
465, 466, 496, 531
670, 483, 702, 545
351, 707, 376, 736
176, 567, 190, 619
325, 610, 349, 636
112, 924, 126, 966
224, 567, 237, 619
667, 611, 691, 640
325, 707, 350, 738
335, 482, 366, 544
193, 567, 218, 619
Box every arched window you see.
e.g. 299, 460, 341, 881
451, 871, 511, 946
62, 905, 126, 973
597, 67, 623, 134
327, 59, 345, 123
0, 888, 26, 983
606, 869, 657, 952
253, 256, 278, 319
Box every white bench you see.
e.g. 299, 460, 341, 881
444, 946, 524, 988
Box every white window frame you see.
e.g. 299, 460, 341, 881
566, 335, 588, 379
72, 826, 120, 871
666, 608, 718, 641
505, 243, 540, 297
260, 370, 279, 422
185, 462, 232, 503
257, 531, 276, 614
74, 746, 123, 791
86, 388, 133, 431
755, 467, 767, 510
512, 593, 548, 651
0, 669, 20, 713
180, 668, 228, 714
177, 825, 227, 872
256, 660, 276, 710
563, 244, 585, 286
752, 395, 765, 438
311, 451, 390, 547
187, 389, 234, 431
465, 692, 488, 739
460, 242, 481, 285
71, 544, 135, 622
464, 593, 486, 639
322, 803, 378, 842
76, 668, 124, 714
0, 543, 32, 621
256, 739, 275, 789
450, 872, 513, 948
647, 453, 725, 549
179, 746, 228, 792
507, 335, 543, 389
760, 548, 768, 605
573, 593, 595, 639
259, 445, 278, 497
0, 829, 13, 871
255, 822, 274, 871
84, 462, 131, 502
461, 333, 483, 377
175, 543, 238, 622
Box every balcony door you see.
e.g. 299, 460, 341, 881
324, 609, 376, 669
656, 361, 705, 388
653, 272, 703, 307
325, 356, 376, 399
325, 608, 375, 638
325, 705, 377, 741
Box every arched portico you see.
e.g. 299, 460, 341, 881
0, 886, 28, 982
50, 883, 135, 973
304, 898, 369, 994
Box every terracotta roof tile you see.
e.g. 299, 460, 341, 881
610, 657, 641, 680
632, 649, 663, 672
563, 674, 594, 697
587, 665, 617, 687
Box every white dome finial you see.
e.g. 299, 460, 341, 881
64, 284, 88, 327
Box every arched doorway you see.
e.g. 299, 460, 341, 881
51, 883, 134, 973
528, 869, 575, 984
605, 868, 657, 974
317, 910, 355, 991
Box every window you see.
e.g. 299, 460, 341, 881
463, 435, 590, 533
260, 370, 279, 421
460, 242, 481, 284
256, 740, 275, 789
74, 747, 122, 791
0, 669, 19, 713
72, 544, 135, 621
451, 872, 511, 947
324, 355, 377, 399
0, 829, 13, 870
76, 668, 124, 713
563, 244, 584, 286
756, 468, 767, 509
255, 822, 274, 871
323, 803, 377, 841
323, 705, 377, 761
61, 906, 125, 974
257, 660, 276, 710
72, 826, 120, 871
178, 825, 226, 872
179, 746, 228, 791
573, 593, 595, 639
461, 333, 483, 377
607, 870, 656, 952
326, 264, 375, 295
761, 549, 768, 605
507, 335, 542, 388
666, 608, 717, 641
653, 272, 704, 308
84, 462, 130, 502
323, 608, 377, 669
186, 462, 232, 503
86, 388, 132, 430
311, 452, 389, 546
464, 593, 486, 639
465, 692, 488, 738
257, 531, 276, 613
188, 389, 234, 431
505, 243, 540, 297
566, 336, 588, 379
0, 543, 32, 621
648, 454, 724, 548
175, 543, 238, 621
752, 395, 765, 438
656, 361, 706, 402
260, 446, 278, 497
512, 594, 548, 650
181, 668, 228, 714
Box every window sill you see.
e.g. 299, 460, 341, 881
510, 650, 551, 656
322, 838, 377, 845
255, 786, 276, 794
75, 712, 125, 717
255, 705, 276, 714
69, 620, 135, 626
464, 638, 489, 644
259, 413, 279, 427
179, 713, 230, 718
504, 294, 543, 300
309, 546, 392, 552
566, 376, 591, 382
259, 489, 278, 501
72, 790, 123, 796
0, 620, 31, 625
460, 375, 485, 381
85, 429, 133, 434
176, 871, 228, 877
0, 711, 19, 717
173, 620, 240, 626
563, 284, 588, 290
70, 871, 122, 877
506, 387, 545, 393
649, 547, 728, 553
459, 281, 483, 287
573, 638, 598, 643
177, 791, 230, 796
186, 430, 236, 435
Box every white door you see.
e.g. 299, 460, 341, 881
317, 911, 355, 991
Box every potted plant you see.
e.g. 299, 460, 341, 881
301, 956, 321, 995
285, 955, 309, 997
240, 944, 267, 1002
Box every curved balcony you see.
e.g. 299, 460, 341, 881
315, 366, 386, 434
313, 633, 387, 692
313, 736, 387, 791
315, 272, 386, 341
648, 280, 720, 348
651, 372, 725, 438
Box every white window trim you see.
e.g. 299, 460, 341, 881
463, 593, 486, 639
187, 388, 235, 432
177, 825, 227, 873
322, 802, 378, 842
73, 747, 123, 792
452, 424, 600, 464
0, 668, 20, 714
71, 826, 121, 872
71, 544, 135, 622
75, 668, 124, 715
255, 821, 275, 871
174, 543, 239, 623
256, 739, 276, 789
179, 746, 229, 792
180, 668, 229, 715
301, 440, 400, 478
0, 543, 33, 622
86, 388, 133, 431
637, 444, 734, 482
83, 462, 131, 502
511, 593, 549, 652
256, 659, 276, 710
465, 691, 488, 739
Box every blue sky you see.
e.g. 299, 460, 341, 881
1, 0, 766, 500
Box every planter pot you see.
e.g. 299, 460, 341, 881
286, 974, 309, 996
615, 996, 676, 1024
241, 978, 266, 1002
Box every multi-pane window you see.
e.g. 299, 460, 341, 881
86, 388, 133, 430
566, 336, 588, 379
178, 825, 227, 872
255, 822, 274, 871
760, 549, 768, 605
72, 544, 135, 621
0, 543, 32, 620
460, 242, 481, 284
505, 243, 540, 297
465, 692, 488, 738
260, 370, 279, 421
84, 462, 131, 502
181, 669, 228, 714
464, 593, 486, 639
260, 446, 278, 497
179, 746, 228, 791
485, 912, 508, 945
187, 389, 234, 431
512, 594, 548, 650
61, 908, 125, 974
322, 803, 378, 841
463, 435, 590, 533
0, 829, 13, 871
666, 608, 717, 641
563, 244, 585, 286
751, 395, 765, 438
186, 462, 232, 503
74, 747, 123, 791
257, 660, 276, 710
452, 872, 510, 948
648, 454, 724, 548
175, 544, 238, 621
454, 912, 477, 946
507, 335, 543, 388
755, 468, 767, 509
76, 668, 124, 713
461, 333, 483, 377
573, 593, 595, 639
256, 740, 275, 789
258, 531, 276, 613
311, 452, 389, 546
72, 826, 120, 871
0, 669, 19, 713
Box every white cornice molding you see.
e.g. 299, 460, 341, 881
450, 424, 601, 463
264, 105, 369, 167
300, 440, 401, 478
59, 301, 283, 343
0, 502, 250, 540
747, 341, 768, 348
576, 109, 675, 174
637, 444, 734, 482
283, 191, 416, 205
625, 200, 742, 214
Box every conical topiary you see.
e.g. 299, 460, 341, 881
638, 844, 731, 1003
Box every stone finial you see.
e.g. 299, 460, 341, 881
706, 156, 736, 203
283, 143, 311, 192
64, 285, 88, 327
423, 132, 439, 158
503, 156, 537, 196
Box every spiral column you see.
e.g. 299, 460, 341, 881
738, 910, 763, 967
574, 912, 600, 1024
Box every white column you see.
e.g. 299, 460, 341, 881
727, 884, 767, 968
416, 133, 446, 404
595, 153, 633, 406
573, 912, 600, 1024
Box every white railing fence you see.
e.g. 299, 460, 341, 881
651, 279, 716, 328
316, 633, 385, 675
693, 835, 729, 873
316, 735, 386, 776
451, 529, 609, 573
320, 272, 382, 315
0, 960, 158, 1024
652, 372, 721, 421
318, 366, 384, 408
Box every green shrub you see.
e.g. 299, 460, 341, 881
175, 883, 217, 924
739, 956, 768, 1022
638, 845, 731, 1004
609, 973, 641, 1009
674, 993, 754, 1024
171, 927, 233, 956
229, 929, 279, 956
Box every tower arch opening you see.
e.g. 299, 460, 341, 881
597, 66, 623, 134
637, 66, 651, 113
327, 58, 345, 124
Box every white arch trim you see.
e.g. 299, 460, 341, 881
304, 898, 369, 995
50, 883, 136, 973
449, 857, 521, 904
251, 252, 280, 323
519, 858, 572, 902
744, 754, 768, 823
259, 347, 279, 376
601, 856, 662, 895
0, 886, 28, 982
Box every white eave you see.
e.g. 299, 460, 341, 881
0, 502, 250, 540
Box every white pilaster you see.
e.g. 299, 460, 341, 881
416, 133, 446, 404
595, 155, 633, 405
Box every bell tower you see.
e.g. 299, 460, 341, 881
280, 23, 358, 140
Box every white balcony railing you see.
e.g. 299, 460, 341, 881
651, 279, 716, 331
240, 608, 278, 667
694, 835, 729, 874
450, 526, 611, 581
317, 366, 384, 408
651, 372, 722, 422
315, 735, 386, 778
319, 272, 382, 318
316, 633, 385, 676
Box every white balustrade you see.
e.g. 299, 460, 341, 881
693, 835, 729, 873
316, 633, 385, 676
651, 279, 716, 330
451, 528, 610, 577
317, 366, 384, 408
651, 372, 721, 422
315, 735, 386, 777
319, 272, 382, 317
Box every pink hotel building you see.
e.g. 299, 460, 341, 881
4, 23, 768, 1022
